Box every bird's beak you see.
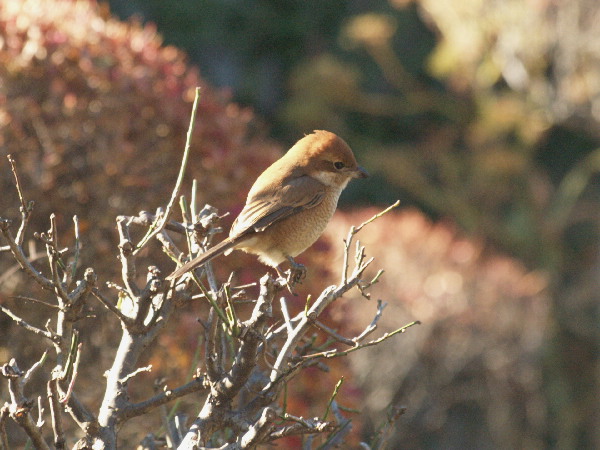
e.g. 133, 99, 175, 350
354, 166, 369, 178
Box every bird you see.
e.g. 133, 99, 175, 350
166, 130, 368, 282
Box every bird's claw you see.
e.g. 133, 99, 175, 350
286, 258, 306, 285
275, 258, 307, 295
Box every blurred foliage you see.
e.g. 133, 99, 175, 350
106, 0, 349, 123
323, 209, 549, 449
0, 0, 281, 276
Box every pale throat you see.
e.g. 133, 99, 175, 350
310, 170, 350, 189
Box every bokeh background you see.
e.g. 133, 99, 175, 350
1, 0, 599, 448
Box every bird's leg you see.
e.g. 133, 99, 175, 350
274, 256, 307, 296
275, 265, 296, 296
285, 256, 307, 285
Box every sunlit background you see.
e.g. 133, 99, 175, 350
1, 0, 599, 448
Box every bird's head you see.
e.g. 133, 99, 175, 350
290, 130, 368, 188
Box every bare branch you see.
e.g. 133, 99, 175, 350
119, 376, 208, 423
355, 200, 400, 234
268, 261, 371, 385
300, 321, 421, 362
36, 396, 45, 428
0, 303, 59, 343
47, 380, 66, 450
367, 403, 407, 450
119, 365, 152, 385
23, 351, 48, 385
7, 154, 33, 246
268, 413, 334, 441
60, 343, 83, 404
279, 297, 293, 335
238, 407, 276, 448
1, 359, 51, 450
134, 87, 202, 253
353, 299, 387, 343
69, 215, 81, 288
10, 295, 59, 309
310, 320, 355, 347
320, 401, 352, 449
46, 214, 71, 304
0, 219, 54, 291
117, 217, 140, 298
323, 378, 344, 421
0, 406, 9, 450
92, 288, 134, 325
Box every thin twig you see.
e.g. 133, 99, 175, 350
342, 201, 399, 285
60, 343, 83, 404
7, 155, 26, 206
322, 378, 344, 421
0, 406, 9, 450
0, 220, 54, 291
355, 200, 400, 234
23, 351, 48, 385
0, 304, 59, 343
119, 365, 152, 385
47, 380, 66, 450
70, 215, 81, 288
10, 295, 59, 309
300, 321, 421, 362
134, 87, 202, 253
91, 288, 133, 325
368, 403, 406, 450
320, 401, 352, 449
118, 376, 208, 423
354, 299, 387, 343
46, 214, 70, 304
117, 217, 139, 298
310, 320, 355, 346
36, 396, 45, 427
7, 154, 33, 246
279, 297, 294, 335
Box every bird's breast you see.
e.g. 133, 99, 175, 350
236, 188, 342, 267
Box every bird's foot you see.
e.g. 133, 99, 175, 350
286, 257, 307, 285
275, 257, 307, 295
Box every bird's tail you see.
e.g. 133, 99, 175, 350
166, 237, 237, 280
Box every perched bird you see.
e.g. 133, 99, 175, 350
167, 130, 368, 281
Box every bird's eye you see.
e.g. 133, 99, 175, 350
333, 161, 345, 170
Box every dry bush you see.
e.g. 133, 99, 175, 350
1, 147, 415, 448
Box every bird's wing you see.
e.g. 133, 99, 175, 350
230, 175, 326, 237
